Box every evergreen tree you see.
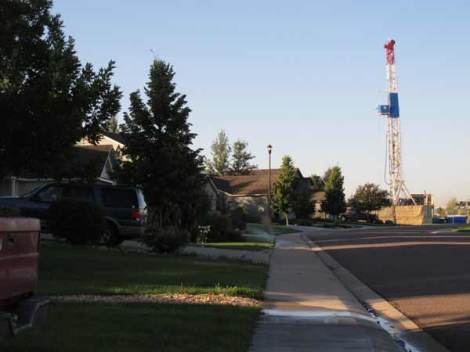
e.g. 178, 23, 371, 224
206, 130, 231, 175
322, 166, 347, 219
229, 140, 257, 175
0, 0, 121, 178
349, 183, 390, 221
272, 156, 297, 225
117, 59, 206, 234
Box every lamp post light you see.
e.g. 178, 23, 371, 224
267, 144, 272, 217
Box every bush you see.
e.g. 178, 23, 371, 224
385, 220, 395, 225
207, 214, 243, 242
48, 200, 105, 244
143, 226, 188, 253
0, 206, 20, 217
245, 214, 261, 224
230, 207, 247, 231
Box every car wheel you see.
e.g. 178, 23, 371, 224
100, 223, 123, 247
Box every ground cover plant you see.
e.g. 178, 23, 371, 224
2, 303, 260, 352
203, 242, 273, 251
38, 246, 267, 298
1, 245, 267, 352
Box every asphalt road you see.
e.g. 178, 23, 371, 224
305, 225, 470, 352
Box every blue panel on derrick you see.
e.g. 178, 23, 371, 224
379, 105, 390, 115
389, 93, 400, 118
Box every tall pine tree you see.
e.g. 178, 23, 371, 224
272, 155, 297, 225
229, 140, 256, 175
118, 59, 206, 233
322, 166, 347, 219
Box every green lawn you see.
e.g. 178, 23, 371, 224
2, 303, 260, 352
244, 223, 298, 236
1, 246, 267, 352
457, 226, 470, 232
38, 246, 267, 299
203, 242, 273, 251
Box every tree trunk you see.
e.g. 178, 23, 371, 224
284, 212, 289, 226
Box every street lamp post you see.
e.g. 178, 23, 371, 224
267, 144, 272, 217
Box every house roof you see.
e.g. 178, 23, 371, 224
210, 168, 313, 197
211, 174, 278, 196
11, 145, 113, 180
102, 131, 126, 145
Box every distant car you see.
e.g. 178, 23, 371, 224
0, 183, 147, 245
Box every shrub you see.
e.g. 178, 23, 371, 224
205, 214, 244, 242
245, 214, 261, 224
230, 207, 247, 231
143, 226, 188, 253
0, 206, 20, 217
48, 200, 105, 244
385, 220, 395, 225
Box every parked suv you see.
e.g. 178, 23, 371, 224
0, 183, 147, 245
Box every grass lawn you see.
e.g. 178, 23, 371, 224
2, 302, 260, 352
1, 246, 267, 352
245, 223, 299, 238
457, 226, 470, 232
38, 246, 267, 299
202, 242, 273, 251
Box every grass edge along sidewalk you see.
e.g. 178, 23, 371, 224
1, 245, 268, 352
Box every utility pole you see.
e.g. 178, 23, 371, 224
267, 144, 273, 217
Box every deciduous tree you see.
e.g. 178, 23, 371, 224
206, 130, 231, 175
107, 115, 119, 133
349, 183, 390, 220
446, 197, 459, 215
0, 0, 121, 178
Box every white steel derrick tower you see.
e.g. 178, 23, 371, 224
378, 40, 415, 206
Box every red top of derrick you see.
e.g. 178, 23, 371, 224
384, 39, 396, 65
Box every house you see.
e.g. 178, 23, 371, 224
312, 191, 327, 218
202, 177, 220, 213
77, 132, 126, 152
210, 169, 313, 219
0, 131, 126, 197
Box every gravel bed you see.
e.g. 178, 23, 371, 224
51, 294, 261, 307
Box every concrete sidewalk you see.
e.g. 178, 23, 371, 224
249, 232, 401, 352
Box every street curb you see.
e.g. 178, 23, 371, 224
301, 234, 450, 352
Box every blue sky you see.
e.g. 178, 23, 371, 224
54, 0, 470, 206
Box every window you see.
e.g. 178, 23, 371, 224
36, 185, 63, 202
101, 188, 138, 208
62, 186, 94, 202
